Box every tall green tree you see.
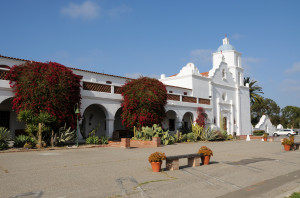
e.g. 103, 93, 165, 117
244, 77, 264, 105
281, 106, 300, 129
251, 98, 281, 126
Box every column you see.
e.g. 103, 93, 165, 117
106, 118, 115, 138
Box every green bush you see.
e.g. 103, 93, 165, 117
86, 136, 99, 144
14, 135, 36, 148
0, 127, 10, 150
181, 134, 187, 142
222, 131, 228, 140
100, 136, 108, 144
187, 132, 196, 142
204, 129, 218, 141
133, 124, 176, 145
287, 192, 300, 198
210, 131, 225, 141
14, 135, 28, 147
253, 130, 265, 136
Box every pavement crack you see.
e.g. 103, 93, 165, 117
190, 167, 242, 189
116, 176, 151, 198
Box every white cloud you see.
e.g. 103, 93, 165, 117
107, 4, 132, 17
190, 49, 213, 68
285, 62, 300, 74
124, 73, 160, 79
61, 1, 100, 20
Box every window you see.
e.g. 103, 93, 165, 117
106, 81, 112, 84
169, 91, 173, 93
222, 69, 226, 79
222, 93, 227, 101
183, 92, 187, 96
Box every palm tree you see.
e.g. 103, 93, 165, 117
244, 77, 264, 105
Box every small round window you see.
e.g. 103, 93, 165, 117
222, 93, 227, 101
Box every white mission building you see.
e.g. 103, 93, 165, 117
0, 36, 252, 138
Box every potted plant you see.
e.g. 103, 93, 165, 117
198, 146, 213, 165
281, 137, 293, 151
148, 152, 166, 172
263, 133, 268, 142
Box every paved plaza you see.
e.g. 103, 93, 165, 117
1, 137, 300, 198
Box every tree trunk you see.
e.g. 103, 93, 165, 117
38, 123, 42, 148
51, 130, 54, 147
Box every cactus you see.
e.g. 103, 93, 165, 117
55, 124, 76, 146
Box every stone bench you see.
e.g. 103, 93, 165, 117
166, 153, 204, 171
292, 142, 300, 150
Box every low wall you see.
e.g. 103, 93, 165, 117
108, 137, 161, 148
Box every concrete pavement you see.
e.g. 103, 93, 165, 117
1, 137, 300, 198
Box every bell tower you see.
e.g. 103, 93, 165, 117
212, 35, 244, 86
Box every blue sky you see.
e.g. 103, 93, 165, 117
1, 0, 300, 108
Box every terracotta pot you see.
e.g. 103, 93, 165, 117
284, 144, 291, 151
201, 155, 211, 165
263, 137, 268, 142
151, 162, 162, 172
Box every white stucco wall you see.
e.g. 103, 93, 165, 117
0, 36, 252, 138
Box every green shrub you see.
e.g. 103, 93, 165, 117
0, 127, 10, 150
222, 131, 228, 140
14, 135, 36, 148
209, 131, 225, 141
86, 136, 99, 144
85, 130, 100, 144
287, 192, 300, 198
204, 129, 218, 141
14, 135, 28, 147
181, 134, 187, 142
253, 130, 265, 136
100, 136, 108, 144
133, 124, 176, 145
187, 132, 196, 142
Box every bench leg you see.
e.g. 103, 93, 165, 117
188, 157, 200, 167
166, 159, 179, 171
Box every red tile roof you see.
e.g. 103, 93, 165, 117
201, 72, 209, 77
0, 54, 131, 80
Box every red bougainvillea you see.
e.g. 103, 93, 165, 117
6, 61, 81, 128
120, 77, 167, 129
196, 107, 207, 127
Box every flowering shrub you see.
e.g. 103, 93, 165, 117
120, 77, 167, 129
6, 61, 81, 128
195, 107, 206, 127
148, 152, 166, 163
282, 137, 294, 146
198, 146, 213, 156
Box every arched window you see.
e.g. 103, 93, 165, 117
222, 69, 226, 79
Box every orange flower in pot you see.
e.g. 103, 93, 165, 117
282, 137, 294, 151
198, 146, 213, 165
148, 152, 166, 172
263, 133, 269, 142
